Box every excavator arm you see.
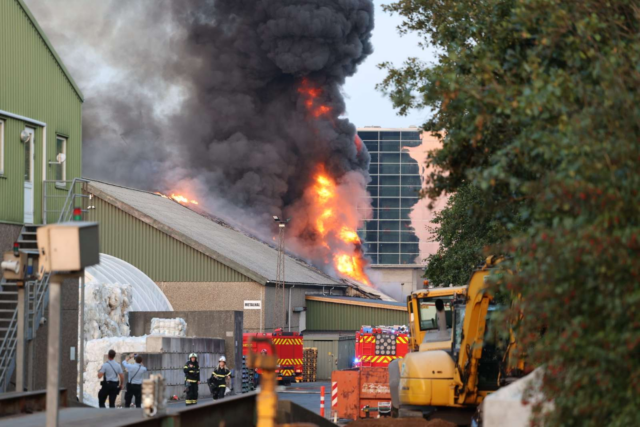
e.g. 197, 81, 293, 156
452, 266, 494, 405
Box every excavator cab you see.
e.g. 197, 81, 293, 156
406, 286, 466, 352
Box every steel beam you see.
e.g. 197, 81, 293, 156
15, 284, 26, 392
45, 277, 62, 427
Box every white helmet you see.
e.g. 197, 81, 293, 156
189, 353, 198, 359
219, 356, 226, 362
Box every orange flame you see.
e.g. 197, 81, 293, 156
333, 253, 370, 284
298, 79, 332, 119
155, 191, 199, 206
354, 134, 363, 153
309, 167, 371, 285
338, 227, 360, 244
296, 78, 371, 285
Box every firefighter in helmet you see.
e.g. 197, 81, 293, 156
207, 356, 231, 400
183, 352, 200, 405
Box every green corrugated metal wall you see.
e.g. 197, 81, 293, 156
86, 197, 253, 283
0, 0, 82, 224
306, 300, 407, 331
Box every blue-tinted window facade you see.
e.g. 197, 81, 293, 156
358, 128, 423, 265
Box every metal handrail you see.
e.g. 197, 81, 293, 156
31, 274, 51, 338
0, 306, 18, 389
43, 178, 90, 224
0, 176, 82, 391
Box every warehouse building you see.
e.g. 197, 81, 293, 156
81, 179, 392, 335
302, 295, 408, 380
0, 0, 83, 397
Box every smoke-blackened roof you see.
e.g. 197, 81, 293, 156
86, 180, 392, 300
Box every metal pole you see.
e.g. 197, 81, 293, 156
260, 286, 263, 333
15, 283, 26, 392
287, 286, 293, 332
46, 276, 62, 427
43, 182, 47, 225
78, 275, 85, 403
27, 282, 35, 390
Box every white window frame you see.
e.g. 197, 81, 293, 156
0, 119, 4, 176
55, 135, 67, 183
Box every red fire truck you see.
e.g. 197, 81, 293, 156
354, 325, 409, 368
242, 329, 303, 384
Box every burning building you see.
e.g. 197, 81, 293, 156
27, 0, 377, 286
80, 180, 392, 335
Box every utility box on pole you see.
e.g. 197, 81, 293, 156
36, 222, 99, 276
36, 221, 99, 427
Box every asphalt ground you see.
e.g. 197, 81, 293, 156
166, 381, 347, 424
277, 381, 332, 415
166, 381, 332, 415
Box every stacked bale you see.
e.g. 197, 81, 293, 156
150, 318, 187, 336
302, 347, 318, 382
241, 355, 257, 393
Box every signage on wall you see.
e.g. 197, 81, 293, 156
244, 300, 262, 310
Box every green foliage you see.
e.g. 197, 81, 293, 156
379, 1, 640, 425
424, 183, 522, 286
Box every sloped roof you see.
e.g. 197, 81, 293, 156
306, 295, 407, 311
86, 180, 393, 301
17, 0, 84, 101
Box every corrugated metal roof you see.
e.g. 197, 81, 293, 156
86, 180, 394, 302
306, 295, 407, 311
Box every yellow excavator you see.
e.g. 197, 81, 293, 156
389, 258, 526, 425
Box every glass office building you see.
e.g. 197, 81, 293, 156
357, 128, 424, 266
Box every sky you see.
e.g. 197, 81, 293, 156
343, 2, 438, 129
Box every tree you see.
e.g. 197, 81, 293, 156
379, 1, 640, 426
424, 183, 521, 286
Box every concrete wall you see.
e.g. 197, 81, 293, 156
157, 281, 263, 332
156, 281, 347, 335
128, 310, 243, 393
117, 336, 226, 401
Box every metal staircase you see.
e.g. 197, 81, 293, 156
0, 225, 51, 392
0, 178, 89, 392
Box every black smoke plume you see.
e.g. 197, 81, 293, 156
27, 0, 374, 272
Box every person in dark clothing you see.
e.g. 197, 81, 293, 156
97, 349, 124, 408
207, 356, 231, 400
183, 353, 200, 405
123, 354, 147, 408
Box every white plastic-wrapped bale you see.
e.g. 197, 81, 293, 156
83, 281, 132, 340
150, 318, 187, 337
